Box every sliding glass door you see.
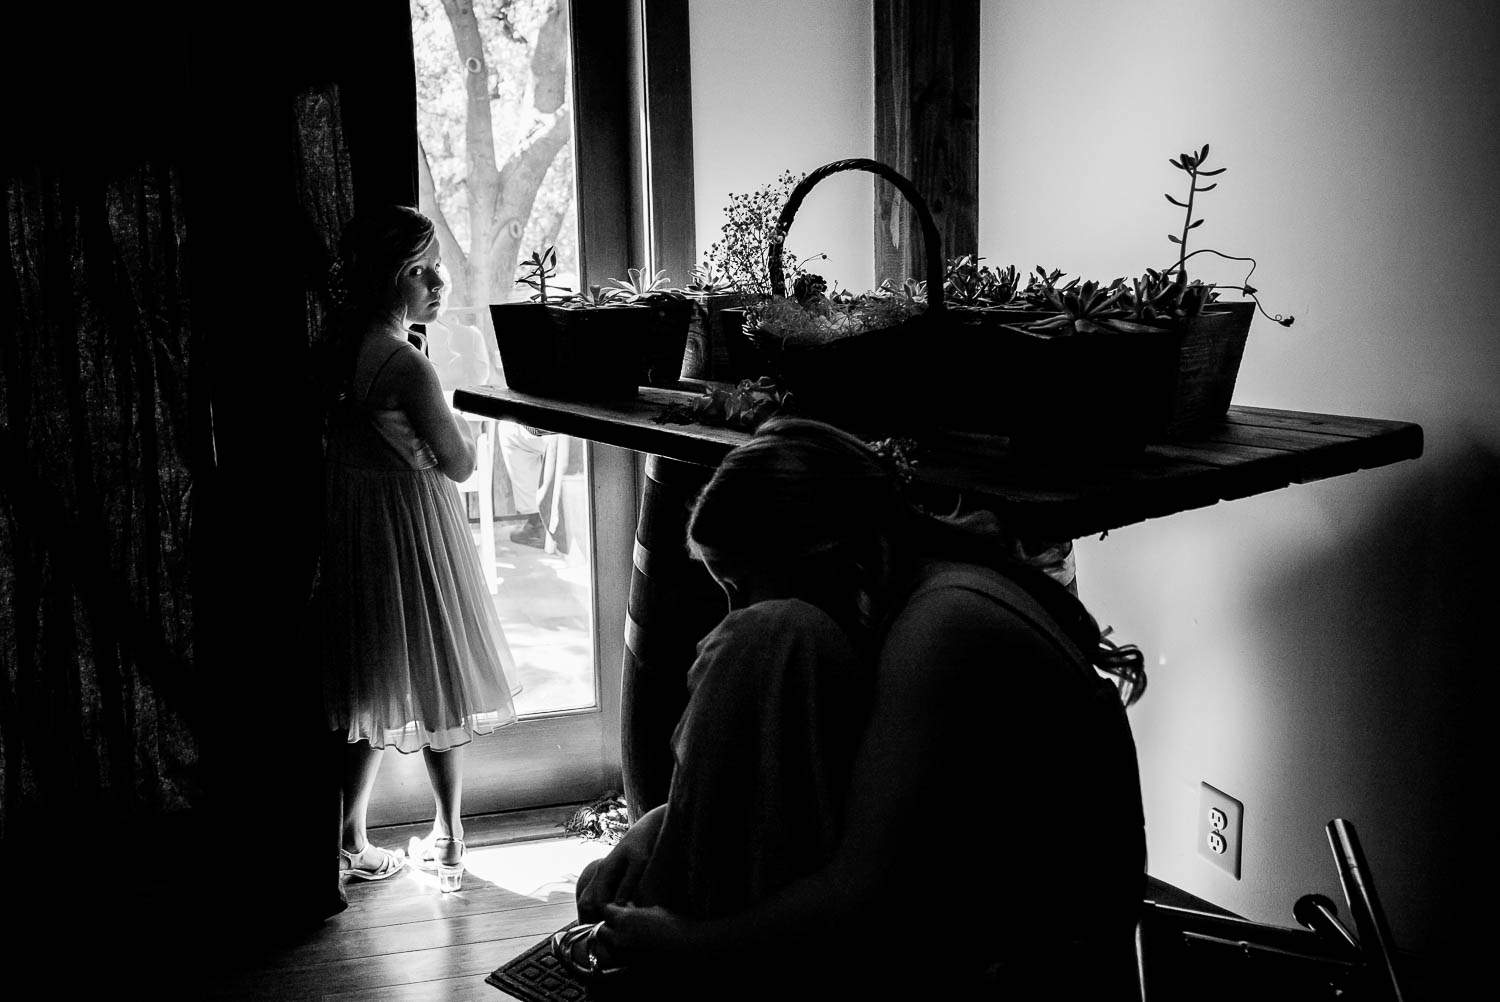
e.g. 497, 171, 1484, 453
368, 0, 636, 824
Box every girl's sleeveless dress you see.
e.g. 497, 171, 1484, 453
322, 336, 519, 752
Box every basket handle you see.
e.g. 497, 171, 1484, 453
767, 157, 945, 313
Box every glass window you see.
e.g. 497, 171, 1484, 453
414, 0, 593, 720
366, 1, 627, 826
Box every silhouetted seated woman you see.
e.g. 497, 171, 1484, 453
568, 417, 1148, 998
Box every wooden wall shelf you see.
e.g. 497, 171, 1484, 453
453, 384, 1423, 540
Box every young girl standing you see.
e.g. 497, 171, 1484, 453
320, 205, 518, 889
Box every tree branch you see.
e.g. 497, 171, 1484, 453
529, 1, 568, 115
440, 0, 500, 181
492, 109, 572, 254
417, 138, 470, 305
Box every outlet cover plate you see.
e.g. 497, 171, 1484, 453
1198, 782, 1244, 879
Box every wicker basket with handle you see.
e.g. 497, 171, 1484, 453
746, 157, 952, 432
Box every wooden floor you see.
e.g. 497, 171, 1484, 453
61, 802, 1438, 1001
209, 808, 611, 1002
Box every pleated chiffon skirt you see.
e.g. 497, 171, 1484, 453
322, 462, 519, 752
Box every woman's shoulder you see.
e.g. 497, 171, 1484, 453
894, 563, 1037, 632
886, 560, 1079, 673
709, 598, 845, 643
903, 559, 1039, 616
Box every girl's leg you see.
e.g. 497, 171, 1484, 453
420, 745, 466, 842
340, 739, 384, 853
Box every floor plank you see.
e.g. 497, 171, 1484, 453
211, 834, 611, 1001
322, 976, 506, 1002
253, 901, 575, 970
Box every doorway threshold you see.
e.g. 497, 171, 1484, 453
371, 800, 596, 851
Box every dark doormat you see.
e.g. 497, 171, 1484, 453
487, 922, 640, 1002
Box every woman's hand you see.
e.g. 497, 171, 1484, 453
595, 902, 705, 963
575, 844, 648, 923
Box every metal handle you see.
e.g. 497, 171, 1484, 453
1293, 892, 1361, 955
1327, 818, 1407, 1002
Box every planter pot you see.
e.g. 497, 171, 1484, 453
992, 322, 1181, 467
715, 306, 766, 384
948, 305, 1055, 330
1156, 301, 1253, 437
682, 293, 748, 381
490, 301, 652, 400
637, 295, 694, 388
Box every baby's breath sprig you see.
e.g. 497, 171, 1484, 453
703, 171, 819, 298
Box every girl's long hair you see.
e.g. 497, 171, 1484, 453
318, 205, 436, 406
686, 417, 1147, 704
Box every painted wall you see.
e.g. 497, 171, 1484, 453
687, 0, 1494, 971
979, 0, 1496, 965
688, 0, 874, 293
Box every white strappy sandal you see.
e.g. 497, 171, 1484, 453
408, 834, 466, 891
338, 843, 405, 881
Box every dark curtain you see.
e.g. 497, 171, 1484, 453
1, 158, 201, 840
2, 0, 419, 960
189, 0, 421, 945
1, 9, 204, 841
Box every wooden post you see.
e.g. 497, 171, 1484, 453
633, 0, 698, 287
873, 0, 980, 285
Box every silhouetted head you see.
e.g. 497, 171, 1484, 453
333, 205, 439, 323
686, 417, 913, 632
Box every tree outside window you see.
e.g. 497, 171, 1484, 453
413, 0, 577, 338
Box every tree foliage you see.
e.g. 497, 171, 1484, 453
412, 0, 576, 325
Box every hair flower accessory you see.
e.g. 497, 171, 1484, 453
865, 436, 920, 484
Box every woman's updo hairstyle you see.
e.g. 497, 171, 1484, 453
686, 417, 913, 568
687, 417, 1146, 704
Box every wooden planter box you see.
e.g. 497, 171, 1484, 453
682, 293, 746, 382
1158, 301, 1254, 436
490, 301, 653, 400
944, 302, 1253, 451
637, 295, 694, 388
990, 322, 1183, 467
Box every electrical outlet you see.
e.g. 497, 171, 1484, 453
1198, 783, 1244, 878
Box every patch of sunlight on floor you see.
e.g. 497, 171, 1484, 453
408, 836, 615, 901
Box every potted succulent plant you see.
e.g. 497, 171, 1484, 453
679, 263, 746, 382
490, 246, 654, 400
983, 144, 1294, 460
1127, 144, 1293, 435
605, 266, 693, 387
987, 276, 1185, 465
942, 256, 1055, 327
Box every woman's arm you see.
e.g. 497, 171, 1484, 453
576, 804, 667, 923
600, 585, 1022, 962
387, 346, 476, 481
